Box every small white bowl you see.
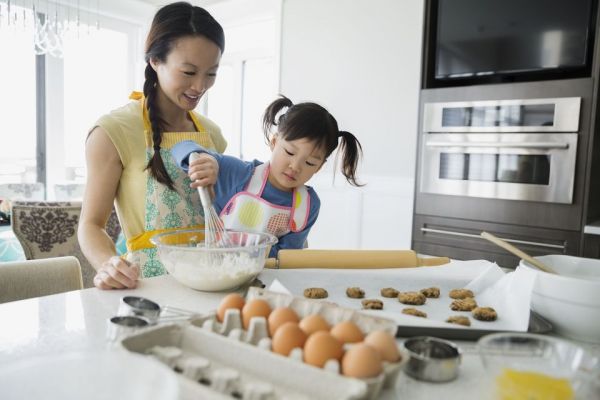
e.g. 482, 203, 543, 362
519, 255, 600, 343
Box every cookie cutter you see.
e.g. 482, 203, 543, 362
403, 336, 462, 382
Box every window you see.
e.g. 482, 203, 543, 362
0, 2, 141, 197
0, 5, 36, 183
201, 0, 281, 162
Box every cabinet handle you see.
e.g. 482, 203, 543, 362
425, 141, 569, 149
420, 227, 566, 250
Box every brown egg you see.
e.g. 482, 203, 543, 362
342, 343, 383, 378
268, 307, 300, 337
364, 330, 401, 362
330, 321, 364, 344
303, 331, 344, 368
216, 293, 246, 323
271, 322, 307, 356
241, 298, 272, 329
299, 314, 330, 336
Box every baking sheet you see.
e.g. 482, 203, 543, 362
258, 259, 537, 334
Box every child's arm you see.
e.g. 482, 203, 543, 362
172, 140, 220, 188
171, 140, 221, 172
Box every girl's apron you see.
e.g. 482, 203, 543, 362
125, 92, 217, 277
220, 162, 310, 238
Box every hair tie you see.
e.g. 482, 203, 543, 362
338, 131, 345, 138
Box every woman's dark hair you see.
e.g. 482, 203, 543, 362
144, 2, 225, 190
262, 95, 364, 186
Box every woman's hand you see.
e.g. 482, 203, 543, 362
188, 153, 218, 189
93, 256, 140, 290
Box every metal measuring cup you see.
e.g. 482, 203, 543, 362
403, 336, 462, 382
117, 296, 200, 324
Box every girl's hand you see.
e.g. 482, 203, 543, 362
188, 153, 219, 188
93, 256, 140, 290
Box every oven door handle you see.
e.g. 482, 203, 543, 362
420, 227, 566, 250
425, 141, 570, 149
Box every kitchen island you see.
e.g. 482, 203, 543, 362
0, 273, 598, 399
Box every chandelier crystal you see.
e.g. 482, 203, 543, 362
0, 0, 99, 58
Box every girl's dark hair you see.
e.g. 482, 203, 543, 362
144, 2, 225, 190
262, 95, 364, 186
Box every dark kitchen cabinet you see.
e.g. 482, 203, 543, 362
412, 215, 580, 269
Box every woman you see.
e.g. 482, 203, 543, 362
78, 2, 227, 290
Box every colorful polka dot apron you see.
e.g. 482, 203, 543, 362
220, 162, 310, 238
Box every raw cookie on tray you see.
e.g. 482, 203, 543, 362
303, 288, 329, 299
361, 299, 383, 310
449, 289, 474, 299
380, 288, 399, 298
420, 287, 440, 298
398, 291, 426, 305
450, 297, 478, 311
346, 287, 365, 299
472, 306, 497, 321
402, 308, 427, 318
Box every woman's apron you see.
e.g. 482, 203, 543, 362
125, 92, 217, 277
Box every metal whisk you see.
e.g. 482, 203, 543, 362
189, 152, 232, 247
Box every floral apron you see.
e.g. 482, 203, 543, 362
220, 162, 310, 238
125, 92, 217, 277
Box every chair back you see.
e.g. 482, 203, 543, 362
11, 201, 121, 288
0, 182, 45, 201
0, 256, 83, 303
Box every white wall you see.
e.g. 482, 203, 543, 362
279, 0, 424, 249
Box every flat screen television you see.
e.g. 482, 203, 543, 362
425, 0, 597, 87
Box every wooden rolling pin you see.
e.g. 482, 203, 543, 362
264, 249, 450, 269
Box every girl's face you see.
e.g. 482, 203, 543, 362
268, 135, 326, 192
150, 35, 221, 112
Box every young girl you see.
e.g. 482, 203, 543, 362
171, 95, 363, 256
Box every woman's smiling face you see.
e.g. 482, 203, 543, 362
268, 135, 326, 192
151, 35, 222, 112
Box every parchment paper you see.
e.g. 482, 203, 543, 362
258, 259, 536, 332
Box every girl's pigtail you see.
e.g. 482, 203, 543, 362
144, 63, 176, 191
338, 130, 364, 187
262, 95, 294, 143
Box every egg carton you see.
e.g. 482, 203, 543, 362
120, 323, 369, 400
192, 288, 407, 396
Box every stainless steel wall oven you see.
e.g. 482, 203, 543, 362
420, 98, 580, 204
412, 77, 594, 268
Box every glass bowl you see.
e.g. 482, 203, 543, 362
151, 229, 277, 292
478, 332, 600, 400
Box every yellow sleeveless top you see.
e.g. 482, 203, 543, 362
94, 98, 227, 241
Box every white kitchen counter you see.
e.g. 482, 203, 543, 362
0, 274, 598, 399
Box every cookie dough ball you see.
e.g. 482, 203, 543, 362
398, 291, 426, 305
380, 288, 399, 298
449, 289, 474, 299
450, 298, 478, 311
402, 308, 427, 318
361, 299, 383, 310
472, 307, 497, 321
446, 315, 471, 326
346, 287, 365, 299
303, 287, 328, 299
420, 287, 440, 298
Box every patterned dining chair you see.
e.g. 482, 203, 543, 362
0, 256, 83, 304
11, 201, 121, 288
